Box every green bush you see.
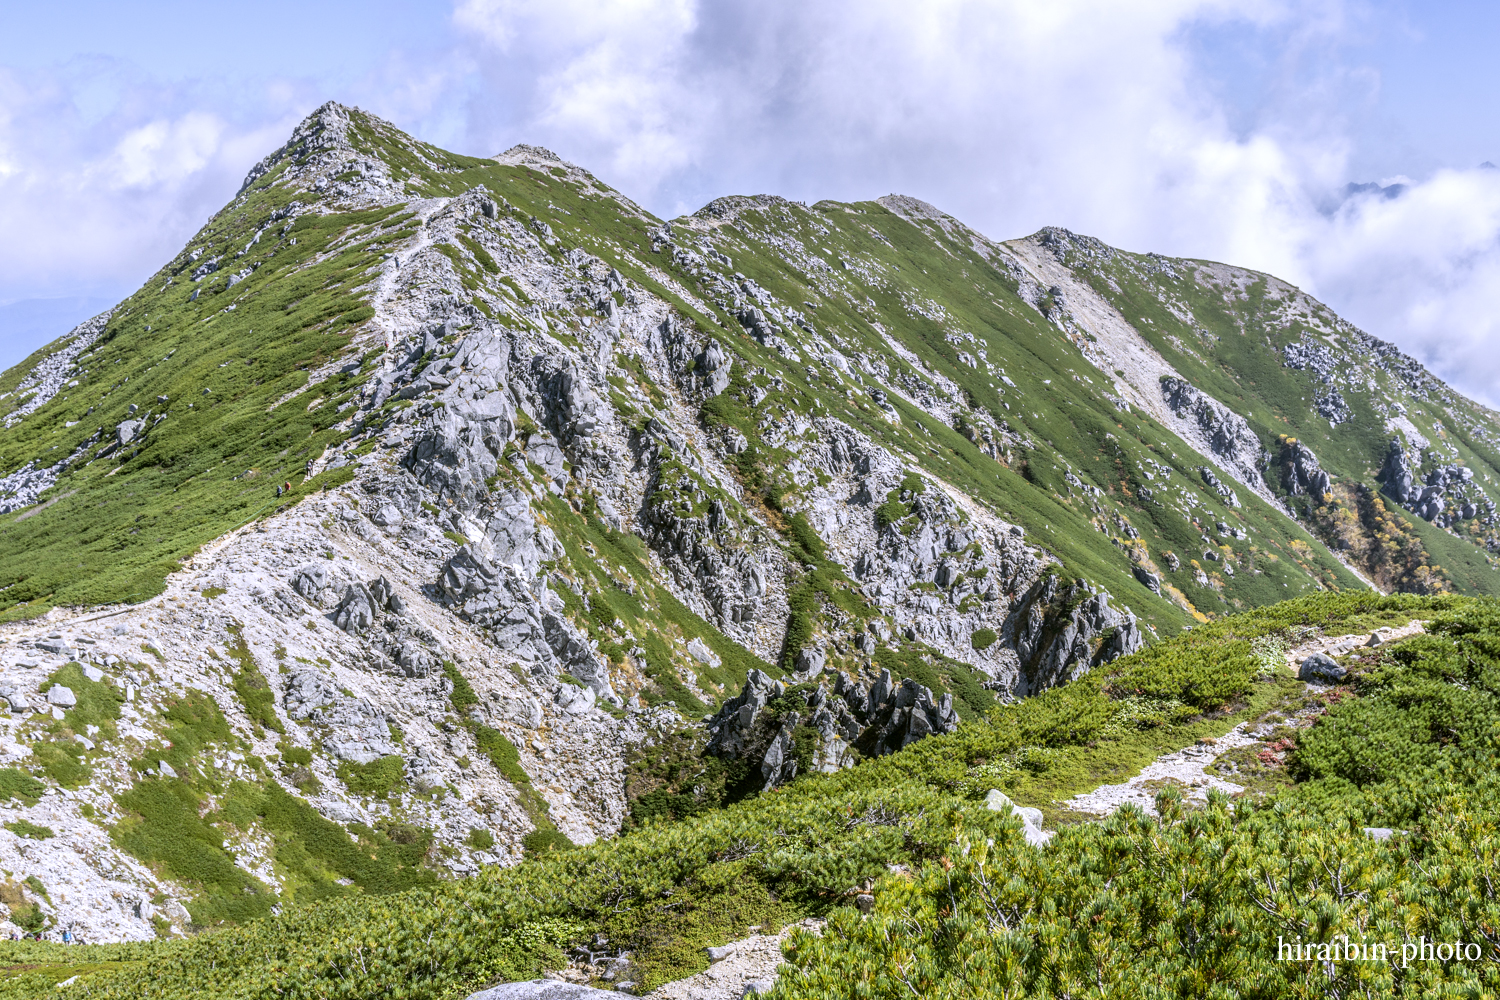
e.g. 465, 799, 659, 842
158, 690, 233, 768
522, 829, 575, 857
873, 497, 908, 530
784, 512, 826, 564
10, 593, 1495, 1000
277, 743, 313, 767
445, 661, 479, 711
28, 740, 91, 788
1113, 638, 1258, 710
112, 778, 274, 927
224, 628, 283, 734
970, 627, 997, 651
779, 583, 818, 669
337, 756, 405, 799
0, 767, 45, 805
4, 819, 53, 839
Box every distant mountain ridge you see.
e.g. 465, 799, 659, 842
0, 100, 1497, 940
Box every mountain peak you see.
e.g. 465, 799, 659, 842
691, 193, 800, 223
237, 100, 362, 195
2, 107, 1499, 947
875, 193, 949, 223
493, 143, 570, 168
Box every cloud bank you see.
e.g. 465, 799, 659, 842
2, 0, 1499, 409
0, 63, 305, 307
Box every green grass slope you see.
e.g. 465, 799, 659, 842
1035, 230, 1500, 597
4, 591, 1496, 996
0, 104, 1436, 641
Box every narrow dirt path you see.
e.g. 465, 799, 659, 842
1065, 722, 1267, 816
1062, 620, 1428, 818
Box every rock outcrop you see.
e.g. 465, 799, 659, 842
705, 667, 959, 790
1378, 439, 1418, 506
1010, 576, 1144, 695
1378, 439, 1482, 525
1161, 377, 1268, 495
1277, 439, 1331, 500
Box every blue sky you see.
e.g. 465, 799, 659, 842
2, 0, 1499, 405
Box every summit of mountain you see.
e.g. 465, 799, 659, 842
0, 101, 1496, 941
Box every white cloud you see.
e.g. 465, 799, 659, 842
108, 113, 226, 188
0, 65, 299, 304
1304, 169, 1500, 405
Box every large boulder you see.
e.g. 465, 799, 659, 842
291, 563, 334, 600
487, 491, 550, 577
333, 583, 377, 633
282, 668, 399, 762
116, 419, 145, 447
1279, 440, 1331, 499
1378, 440, 1417, 505
451, 329, 511, 385
1132, 565, 1162, 594
1298, 652, 1346, 683
985, 789, 1052, 847
370, 503, 404, 527
368, 575, 395, 611
439, 541, 503, 602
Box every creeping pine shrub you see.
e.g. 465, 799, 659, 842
780, 584, 818, 669
0, 768, 44, 806
774, 601, 1500, 998
958, 746, 1064, 794
1292, 603, 1500, 796
444, 661, 479, 711
1009, 674, 1112, 747
784, 512, 826, 563
9, 593, 1494, 1000
1094, 695, 1196, 740
29, 740, 91, 788
522, 829, 575, 857
4, 819, 53, 839
873, 496, 908, 530
1112, 638, 1258, 710
229, 636, 283, 734
337, 756, 405, 799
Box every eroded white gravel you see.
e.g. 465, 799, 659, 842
645, 919, 823, 1000
1066, 620, 1429, 818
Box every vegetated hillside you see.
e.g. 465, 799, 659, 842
1006, 226, 1500, 595
6, 590, 1500, 997
0, 100, 1498, 948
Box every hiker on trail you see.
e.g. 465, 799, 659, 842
284, 481, 292, 494
275, 485, 283, 498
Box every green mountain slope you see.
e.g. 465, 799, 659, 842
1, 102, 1499, 954
6, 104, 1496, 631
7, 590, 1500, 997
